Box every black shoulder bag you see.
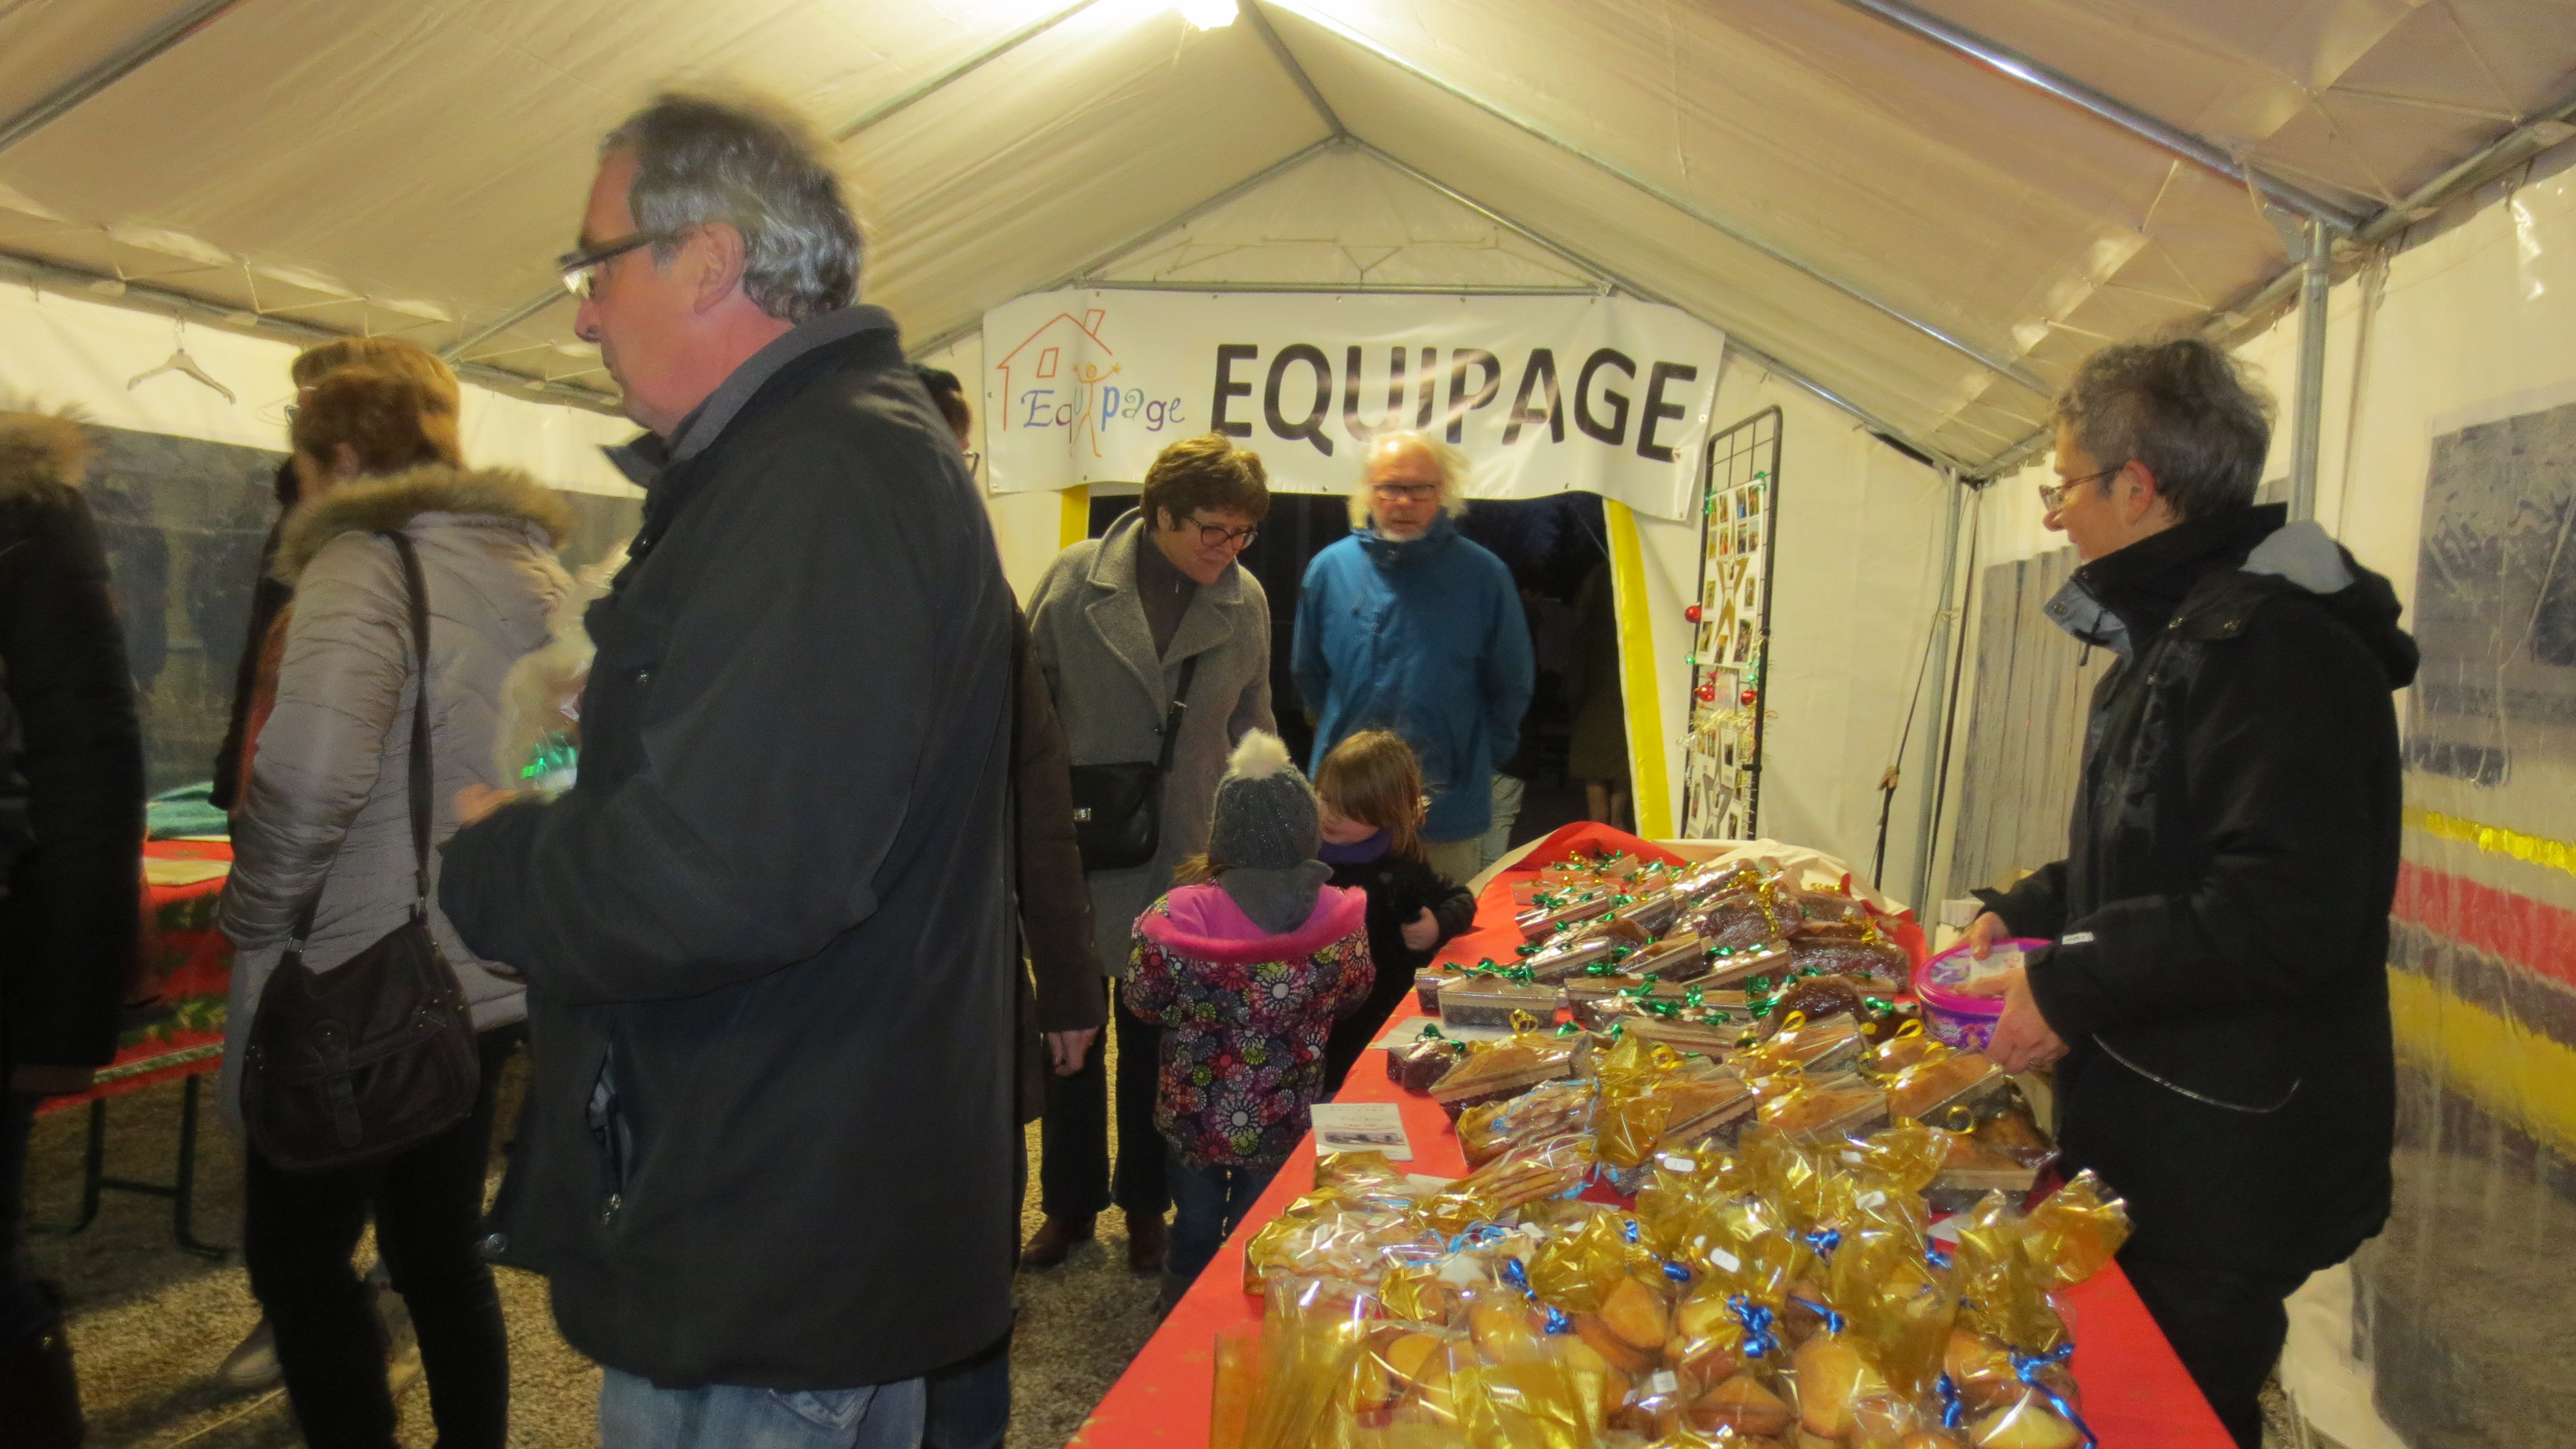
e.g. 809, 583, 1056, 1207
242, 531, 480, 1172
1067, 653, 1200, 873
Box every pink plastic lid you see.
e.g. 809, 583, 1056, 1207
1914, 937, 2051, 1017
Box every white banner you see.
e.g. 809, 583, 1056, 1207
979, 290, 1726, 522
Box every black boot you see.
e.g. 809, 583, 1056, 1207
0, 1281, 83, 1448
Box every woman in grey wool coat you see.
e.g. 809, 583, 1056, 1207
1022, 434, 1276, 1275
219, 368, 571, 1449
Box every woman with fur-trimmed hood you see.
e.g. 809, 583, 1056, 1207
219, 367, 569, 1449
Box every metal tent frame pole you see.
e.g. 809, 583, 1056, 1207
1834, 0, 2363, 232
1256, 2, 2052, 396
2289, 219, 2331, 521
1910, 468, 1968, 915
0, 0, 246, 157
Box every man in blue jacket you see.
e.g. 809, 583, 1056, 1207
1293, 432, 1534, 884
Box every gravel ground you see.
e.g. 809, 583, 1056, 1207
26, 1040, 1166, 1449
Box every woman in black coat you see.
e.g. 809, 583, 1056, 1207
0, 406, 144, 1446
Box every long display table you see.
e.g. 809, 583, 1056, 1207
1071, 822, 2232, 1448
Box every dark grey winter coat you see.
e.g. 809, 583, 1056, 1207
1025, 508, 1276, 972
1979, 503, 2415, 1277
0, 411, 141, 1072
438, 307, 1019, 1391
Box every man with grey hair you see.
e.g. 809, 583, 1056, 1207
1292, 430, 1532, 884
1957, 336, 2413, 1449
439, 92, 1017, 1448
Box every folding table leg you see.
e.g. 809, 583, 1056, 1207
30, 1074, 231, 1259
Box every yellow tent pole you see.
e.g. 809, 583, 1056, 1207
1603, 500, 1673, 837
1058, 485, 1091, 549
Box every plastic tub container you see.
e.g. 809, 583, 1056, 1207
1914, 937, 2049, 1051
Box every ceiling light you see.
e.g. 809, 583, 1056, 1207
1175, 0, 1236, 29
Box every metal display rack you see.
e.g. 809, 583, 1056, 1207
1680, 406, 1783, 839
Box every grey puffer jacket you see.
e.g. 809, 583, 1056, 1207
1026, 509, 1277, 974
220, 465, 572, 1123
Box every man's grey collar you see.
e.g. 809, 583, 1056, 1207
670, 305, 894, 463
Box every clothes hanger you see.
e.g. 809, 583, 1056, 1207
127, 321, 236, 404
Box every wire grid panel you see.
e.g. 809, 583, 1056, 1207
1680, 406, 1782, 839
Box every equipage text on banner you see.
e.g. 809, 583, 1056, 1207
982, 291, 1727, 522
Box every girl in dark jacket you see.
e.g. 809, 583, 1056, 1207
1314, 731, 1475, 1093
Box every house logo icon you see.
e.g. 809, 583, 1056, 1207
995, 307, 1114, 433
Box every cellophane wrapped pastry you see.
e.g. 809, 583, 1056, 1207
1457, 1076, 1598, 1168
1389, 1025, 1470, 1092
1429, 1026, 1589, 1119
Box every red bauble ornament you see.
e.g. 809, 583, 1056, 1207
1697, 683, 1718, 703
1740, 688, 1759, 705
1685, 604, 1703, 623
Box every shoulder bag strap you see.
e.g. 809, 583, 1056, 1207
1155, 652, 1202, 775
383, 531, 435, 919
283, 529, 436, 956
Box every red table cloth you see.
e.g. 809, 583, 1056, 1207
1071, 822, 2230, 1448
37, 838, 234, 1116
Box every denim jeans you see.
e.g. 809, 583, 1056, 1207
1162, 1140, 1281, 1287
599, 1370, 925, 1449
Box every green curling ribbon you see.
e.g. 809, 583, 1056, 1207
1747, 974, 1774, 993
1709, 1010, 1734, 1024
1556, 1022, 1580, 1037
1584, 960, 1622, 977
1608, 946, 1635, 963
1714, 946, 1735, 958
1864, 998, 1890, 1012
1517, 944, 1542, 958
1505, 965, 1537, 985
1479, 959, 1500, 970
1644, 1000, 1684, 1019
1641, 973, 1662, 985
1685, 986, 1704, 1008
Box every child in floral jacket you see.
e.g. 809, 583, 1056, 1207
1126, 730, 1373, 1308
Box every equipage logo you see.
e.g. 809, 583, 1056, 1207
993, 306, 1188, 457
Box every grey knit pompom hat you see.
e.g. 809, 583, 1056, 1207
1209, 730, 1319, 870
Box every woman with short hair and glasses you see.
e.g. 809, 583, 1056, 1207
1021, 434, 1277, 1277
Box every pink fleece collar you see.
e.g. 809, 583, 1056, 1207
1138, 883, 1368, 963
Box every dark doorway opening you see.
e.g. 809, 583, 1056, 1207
1088, 487, 1612, 853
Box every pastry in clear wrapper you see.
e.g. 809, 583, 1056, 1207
1761, 1013, 1867, 1074
1429, 1030, 1586, 1118
1886, 1050, 2004, 1122
1438, 978, 1565, 1031
1388, 1029, 1467, 1092
1768, 973, 1872, 1030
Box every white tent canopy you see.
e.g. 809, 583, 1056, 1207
4, 0, 2572, 475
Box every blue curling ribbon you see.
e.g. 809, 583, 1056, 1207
1503, 1257, 1532, 1296
1727, 1296, 1778, 1360
1935, 1372, 1965, 1429
2010, 1344, 2096, 1449
1805, 1228, 1842, 1259
1663, 1260, 1693, 1285
1543, 1308, 1574, 1335
1926, 1242, 1954, 1272
1791, 1293, 1845, 1335
1623, 1220, 1642, 1244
